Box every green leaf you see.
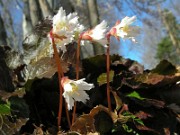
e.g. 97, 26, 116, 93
126, 91, 145, 100
0, 102, 11, 115
122, 111, 144, 126
135, 118, 144, 125
111, 91, 123, 111
122, 124, 133, 133
97, 70, 114, 86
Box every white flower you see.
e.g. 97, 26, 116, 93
50, 7, 84, 52
109, 16, 140, 42
80, 20, 108, 47
61, 77, 94, 110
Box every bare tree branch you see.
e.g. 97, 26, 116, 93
38, 0, 53, 18
29, 0, 42, 26
22, 0, 33, 38
87, 0, 104, 55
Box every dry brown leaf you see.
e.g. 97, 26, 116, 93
164, 128, 170, 135
111, 91, 123, 111
135, 73, 164, 85
71, 114, 95, 134
28, 57, 69, 79
33, 124, 44, 135
87, 132, 100, 135
0, 88, 26, 101
0, 116, 28, 135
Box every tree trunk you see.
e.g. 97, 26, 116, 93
59, 0, 74, 14
22, 0, 33, 38
39, 0, 53, 18
0, 0, 17, 48
29, 0, 42, 26
162, 13, 180, 54
0, 15, 7, 45
158, 7, 180, 55
47, 0, 54, 9
87, 0, 104, 55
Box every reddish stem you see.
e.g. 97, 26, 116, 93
106, 36, 112, 111
72, 101, 77, 125
72, 38, 81, 124
51, 38, 63, 128
50, 31, 71, 129
76, 38, 81, 80
65, 102, 71, 127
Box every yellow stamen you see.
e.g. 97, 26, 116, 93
121, 25, 129, 32
70, 83, 80, 96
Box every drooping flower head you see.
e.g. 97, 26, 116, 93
61, 77, 94, 110
80, 20, 108, 47
109, 16, 140, 42
49, 7, 84, 52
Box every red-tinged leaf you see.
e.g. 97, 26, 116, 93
135, 73, 164, 85
136, 125, 159, 133
125, 72, 180, 89
145, 99, 165, 108
119, 104, 129, 114
135, 111, 152, 119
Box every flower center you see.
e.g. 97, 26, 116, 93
55, 21, 69, 31
70, 83, 80, 96
121, 25, 129, 33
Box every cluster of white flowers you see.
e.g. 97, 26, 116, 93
50, 7, 140, 52
50, 7, 84, 52
49, 7, 140, 110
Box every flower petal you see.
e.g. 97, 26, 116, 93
73, 90, 90, 103
63, 92, 74, 110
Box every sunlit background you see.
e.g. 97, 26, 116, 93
0, 0, 179, 69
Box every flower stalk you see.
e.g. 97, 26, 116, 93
76, 38, 81, 80
72, 37, 81, 124
49, 31, 71, 129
